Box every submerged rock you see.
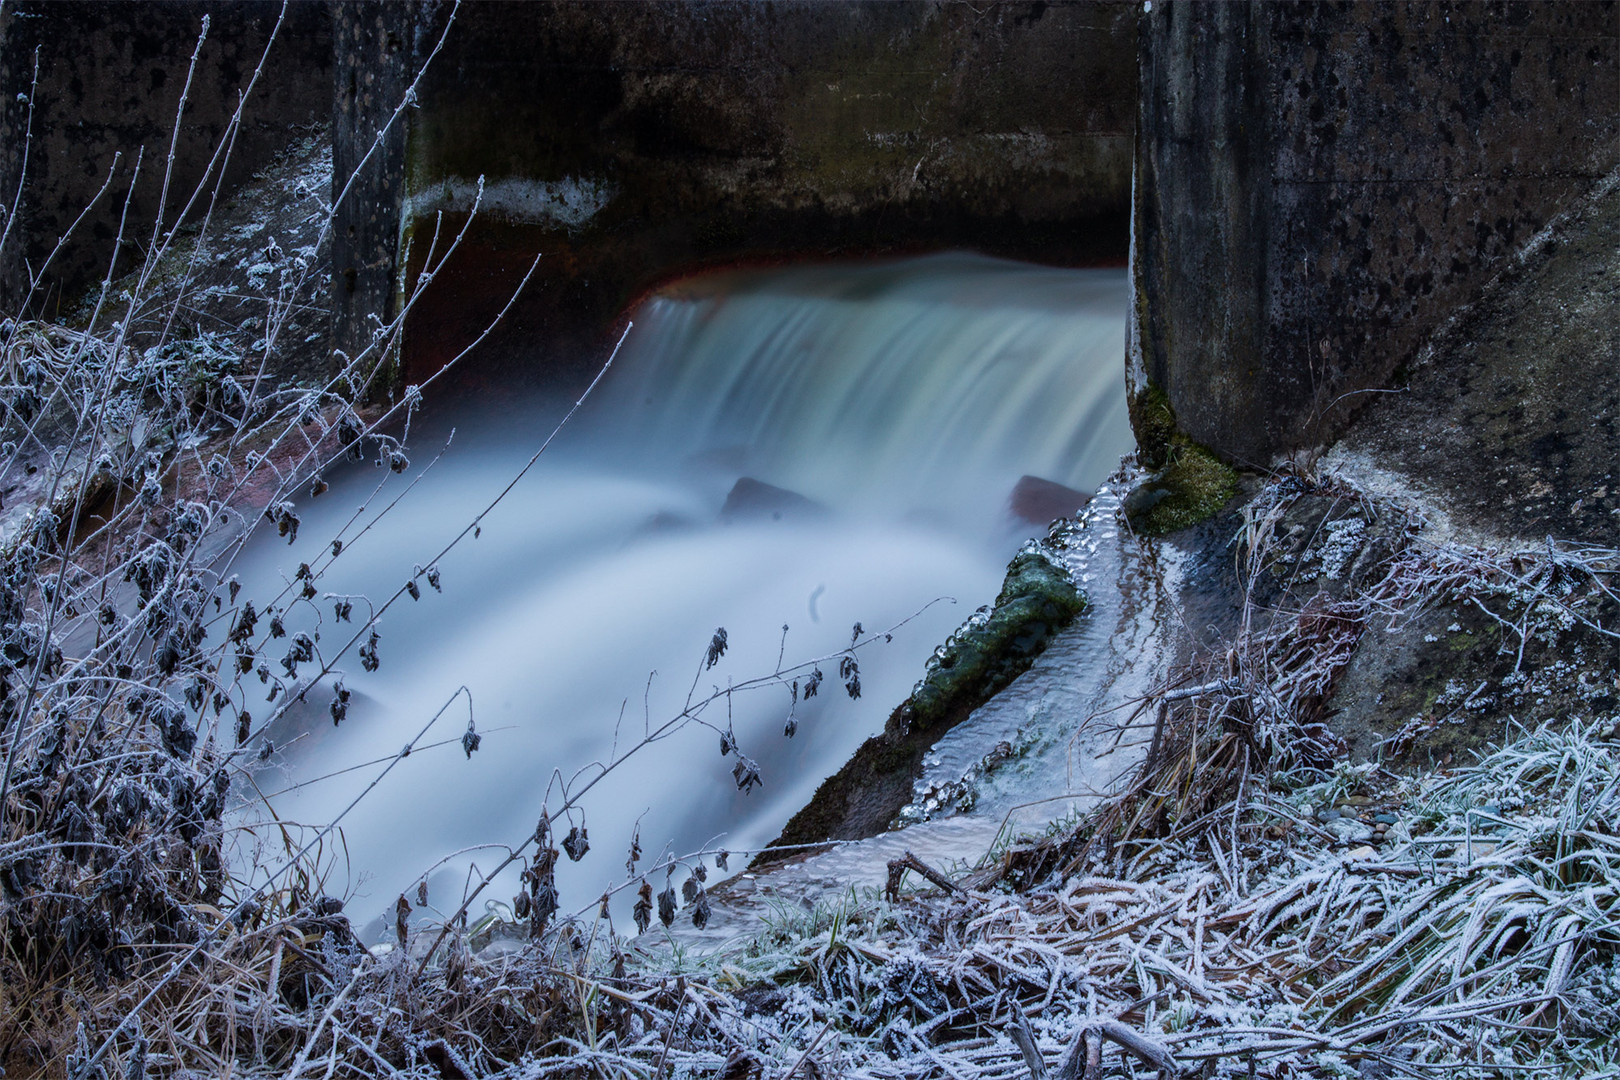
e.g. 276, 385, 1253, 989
762, 548, 1086, 856
627, 509, 698, 543
1008, 474, 1092, 525
719, 477, 826, 523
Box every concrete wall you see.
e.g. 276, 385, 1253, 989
0, 0, 1136, 394
388, 0, 1139, 388
331, 0, 415, 381
9, 0, 1614, 458
0, 1, 330, 315
1133, 1, 1620, 467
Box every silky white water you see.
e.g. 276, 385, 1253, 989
229, 253, 1130, 935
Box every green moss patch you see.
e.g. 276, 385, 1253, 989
1125, 442, 1239, 537
1124, 384, 1238, 536
1128, 383, 1179, 470
906, 552, 1086, 732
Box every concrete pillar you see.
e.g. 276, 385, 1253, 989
1133, 1, 1619, 466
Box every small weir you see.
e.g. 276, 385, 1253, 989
230, 253, 1135, 936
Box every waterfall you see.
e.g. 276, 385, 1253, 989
230, 252, 1129, 934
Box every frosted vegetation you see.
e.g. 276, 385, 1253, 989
0, 10, 1614, 1080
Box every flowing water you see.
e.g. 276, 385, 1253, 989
228, 252, 1132, 936
669, 483, 1184, 951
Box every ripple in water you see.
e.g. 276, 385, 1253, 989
228, 253, 1129, 934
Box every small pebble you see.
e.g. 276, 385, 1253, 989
1326, 818, 1375, 844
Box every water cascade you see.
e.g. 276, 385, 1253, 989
229, 253, 1131, 933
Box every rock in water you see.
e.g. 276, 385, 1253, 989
1008, 474, 1092, 525
627, 510, 697, 544
762, 549, 1087, 854
902, 551, 1087, 731
719, 477, 826, 523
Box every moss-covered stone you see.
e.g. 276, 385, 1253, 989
1124, 385, 1238, 536
760, 551, 1086, 858
906, 552, 1086, 732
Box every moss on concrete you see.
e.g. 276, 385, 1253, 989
761, 550, 1086, 857
1127, 443, 1238, 537
1127, 383, 1178, 470
1124, 385, 1238, 536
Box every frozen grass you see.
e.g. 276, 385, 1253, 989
2, 12, 1616, 1074
9, 285, 1615, 1077
32, 702, 1613, 1079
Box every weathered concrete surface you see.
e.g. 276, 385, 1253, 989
392, 0, 1138, 387
0, 1, 330, 314
331, 1, 415, 387
1344, 171, 1620, 547
1133, 1, 1620, 467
